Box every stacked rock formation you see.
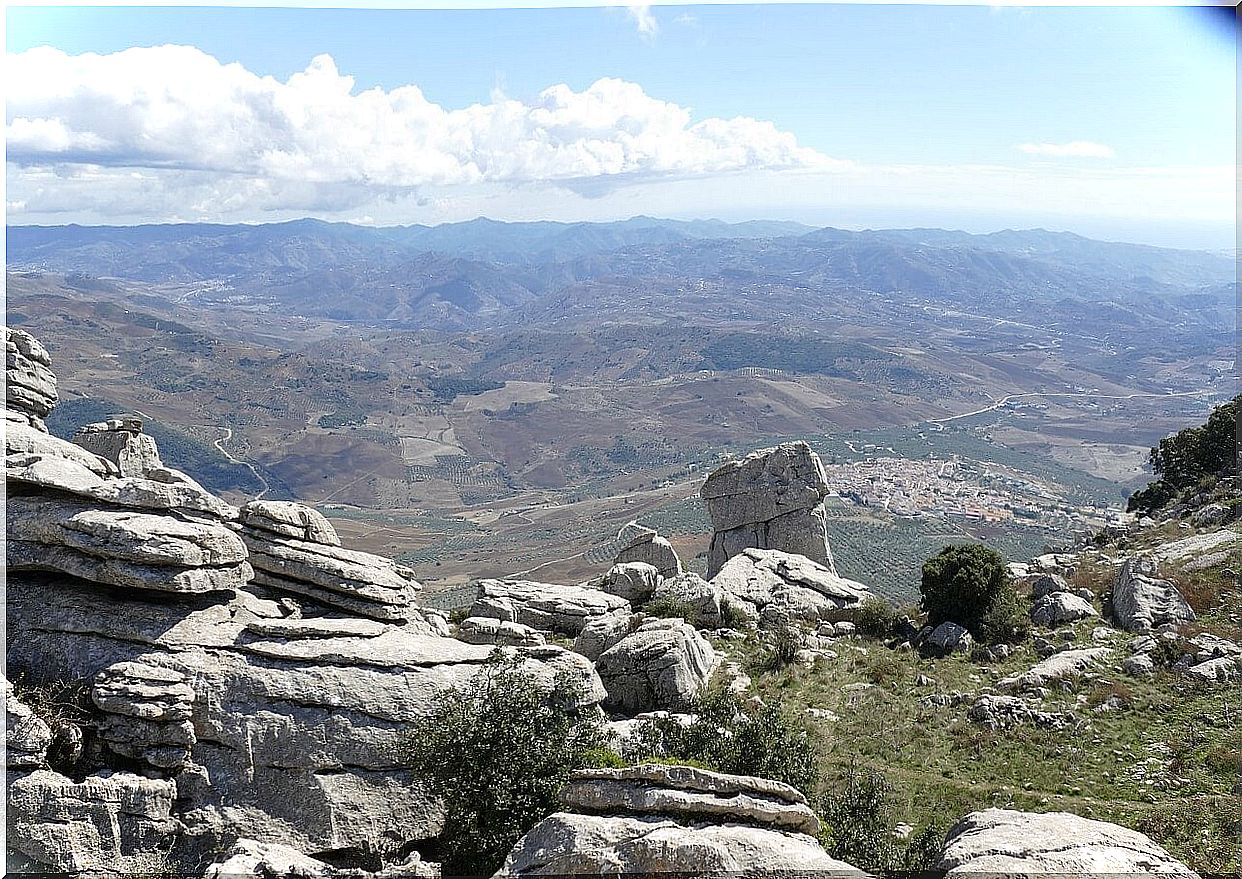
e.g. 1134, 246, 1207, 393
592, 561, 662, 606
91, 662, 197, 772
701, 442, 836, 577
73, 415, 165, 478
613, 521, 682, 579
7, 326, 58, 429
711, 547, 874, 626
492, 764, 861, 876
470, 578, 632, 637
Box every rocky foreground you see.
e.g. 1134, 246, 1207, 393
5, 326, 1229, 878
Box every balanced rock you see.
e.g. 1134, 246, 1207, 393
471, 579, 631, 637
1112, 557, 1195, 633
595, 618, 716, 715
613, 522, 682, 580
701, 442, 834, 577
593, 561, 662, 606
6, 326, 58, 427
92, 661, 196, 771
239, 500, 340, 546
938, 808, 1197, 876
73, 416, 165, 478
7, 769, 178, 875
493, 765, 859, 877
711, 547, 874, 625
1030, 591, 1097, 627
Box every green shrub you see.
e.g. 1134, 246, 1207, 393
1128, 395, 1239, 514
764, 628, 803, 670
920, 544, 1024, 644
818, 765, 945, 874
642, 594, 695, 620
397, 654, 607, 878
855, 597, 899, 639
623, 689, 819, 794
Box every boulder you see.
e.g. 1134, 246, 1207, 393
1026, 572, 1071, 600
239, 500, 340, 546
1186, 656, 1241, 683
700, 442, 835, 577
573, 612, 641, 662
1112, 557, 1195, 633
650, 572, 757, 630
92, 661, 197, 771
998, 647, 1111, 691
6, 326, 58, 423
1190, 502, 1230, 527
923, 621, 973, 656
613, 522, 682, 580
492, 765, 860, 877
73, 416, 166, 478
710, 547, 874, 625
596, 618, 716, 715
1030, 591, 1097, 627
1122, 654, 1156, 677
938, 808, 1197, 876
5, 675, 52, 768
471, 579, 632, 636
203, 838, 441, 879
967, 694, 1075, 730
457, 616, 546, 647
7, 424, 118, 477
593, 561, 661, 606
7, 769, 178, 875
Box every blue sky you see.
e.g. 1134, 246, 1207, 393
5, 4, 1235, 247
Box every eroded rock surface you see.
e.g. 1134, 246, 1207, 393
1112, 557, 1195, 633
613, 522, 682, 580
595, 618, 716, 715
711, 547, 873, 625
471, 579, 631, 636
7, 326, 58, 428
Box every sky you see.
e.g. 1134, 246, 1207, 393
5, 3, 1237, 248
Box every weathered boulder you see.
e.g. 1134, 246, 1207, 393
8, 572, 605, 859
1026, 572, 1071, 600
650, 572, 757, 630
1190, 502, 1230, 527
73, 416, 166, 478
92, 661, 196, 771
1186, 655, 1241, 683
573, 612, 641, 663
203, 838, 441, 879
493, 765, 859, 877
998, 647, 1111, 691
596, 618, 716, 715
1112, 557, 1195, 633
701, 442, 835, 577
6, 326, 58, 426
5, 675, 52, 768
239, 500, 340, 546
711, 547, 873, 625
457, 615, 546, 647
240, 525, 424, 622
1030, 591, 1097, 627
471, 579, 631, 637
7, 769, 179, 875
938, 808, 1197, 876
593, 561, 661, 606
613, 522, 682, 580
7, 494, 252, 595
1122, 653, 1157, 677
923, 621, 973, 656
7, 424, 118, 477
967, 694, 1075, 730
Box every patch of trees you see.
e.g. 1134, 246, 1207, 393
1128, 395, 1239, 514
424, 375, 505, 402
703, 333, 892, 375
920, 543, 1028, 644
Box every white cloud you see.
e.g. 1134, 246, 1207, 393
6, 45, 827, 209
625, 4, 659, 38
1017, 140, 1116, 159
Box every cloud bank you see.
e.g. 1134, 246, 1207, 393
6, 45, 830, 216
1017, 140, 1116, 159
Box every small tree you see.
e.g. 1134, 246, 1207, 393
398, 653, 610, 878
920, 543, 1023, 644
818, 765, 945, 874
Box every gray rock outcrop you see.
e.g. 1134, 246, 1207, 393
613, 522, 682, 580
493, 764, 859, 877
998, 647, 1111, 691
923, 621, 973, 656
73, 416, 165, 478
967, 694, 1075, 730
595, 618, 716, 715
239, 500, 340, 545
711, 547, 874, 625
5, 676, 52, 768
457, 615, 547, 647
471, 578, 631, 637
1030, 591, 1097, 627
1112, 557, 1196, 633
649, 572, 757, 629
938, 808, 1197, 876
701, 442, 835, 577
7, 326, 58, 429
91, 662, 196, 771
593, 560, 662, 606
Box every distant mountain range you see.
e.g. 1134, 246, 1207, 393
8, 217, 1234, 328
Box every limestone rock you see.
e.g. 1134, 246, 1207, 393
1112, 557, 1195, 633
701, 442, 835, 577
573, 611, 641, 662
561, 764, 819, 835
7, 424, 117, 476
938, 808, 1197, 876
92, 662, 196, 770
613, 523, 682, 580
457, 616, 546, 647
241, 526, 423, 622
73, 416, 166, 478
1122, 654, 1156, 677
7, 769, 178, 875
5, 675, 52, 768
1026, 572, 1071, 600
239, 500, 340, 546
1030, 591, 1097, 627
594, 561, 661, 606
710, 547, 874, 624
596, 618, 716, 716
967, 694, 1075, 730
471, 579, 631, 636
650, 572, 757, 630
998, 647, 1111, 691
923, 621, 973, 656
1186, 655, 1241, 683
1190, 502, 1230, 527
6, 326, 58, 422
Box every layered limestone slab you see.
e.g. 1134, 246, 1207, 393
711, 547, 874, 624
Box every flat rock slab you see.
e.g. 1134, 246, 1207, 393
938, 808, 1197, 876
240, 500, 340, 546
998, 647, 1111, 691
471, 579, 632, 636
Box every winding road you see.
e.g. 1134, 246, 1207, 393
929, 389, 1214, 425
214, 427, 270, 500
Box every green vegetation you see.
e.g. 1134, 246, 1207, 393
1128, 395, 1239, 514
818, 764, 945, 874
855, 596, 900, 638
920, 544, 1028, 644
397, 654, 608, 878
424, 375, 505, 402
703, 334, 892, 376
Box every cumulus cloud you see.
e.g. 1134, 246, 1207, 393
1017, 140, 1116, 159
6, 45, 828, 213
626, 4, 659, 38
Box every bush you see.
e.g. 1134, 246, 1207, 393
920, 544, 1024, 644
764, 628, 803, 670
818, 765, 945, 874
623, 689, 819, 794
397, 654, 609, 878
642, 594, 695, 620
855, 597, 899, 639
